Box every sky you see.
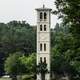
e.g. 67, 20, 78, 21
0, 0, 60, 27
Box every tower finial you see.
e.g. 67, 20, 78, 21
43, 4, 45, 8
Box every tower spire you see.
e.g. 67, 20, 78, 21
43, 4, 45, 8
42, 0, 45, 8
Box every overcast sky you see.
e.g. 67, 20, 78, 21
0, 0, 60, 27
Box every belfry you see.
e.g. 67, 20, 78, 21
36, 5, 52, 80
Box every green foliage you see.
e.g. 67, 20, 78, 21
37, 61, 48, 80
0, 21, 36, 76
5, 52, 36, 80
20, 53, 36, 74
53, 0, 80, 25
37, 62, 48, 74
5, 52, 26, 75
0, 21, 36, 56
52, 0, 80, 79
51, 23, 80, 79
53, 0, 80, 48
5, 52, 36, 75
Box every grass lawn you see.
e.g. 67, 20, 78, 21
0, 77, 11, 80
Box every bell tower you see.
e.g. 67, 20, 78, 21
36, 5, 52, 80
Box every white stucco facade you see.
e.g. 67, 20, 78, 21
36, 5, 52, 80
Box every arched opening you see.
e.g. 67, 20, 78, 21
44, 25, 46, 31
44, 57, 46, 63
44, 43, 46, 51
44, 12, 47, 20
40, 57, 42, 63
40, 12, 43, 20
40, 43, 42, 51
40, 25, 42, 31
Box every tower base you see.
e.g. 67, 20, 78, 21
37, 73, 50, 80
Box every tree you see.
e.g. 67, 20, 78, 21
53, 0, 80, 79
20, 53, 36, 74
7, 20, 36, 54
5, 52, 26, 80
0, 23, 9, 76
0, 21, 36, 76
53, 0, 80, 47
51, 23, 79, 79
0, 20, 36, 56
37, 60, 48, 80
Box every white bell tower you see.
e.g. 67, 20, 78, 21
36, 5, 52, 80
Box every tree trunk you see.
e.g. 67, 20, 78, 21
41, 73, 45, 80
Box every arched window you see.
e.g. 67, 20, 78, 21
44, 57, 46, 63
44, 43, 46, 51
40, 57, 42, 63
40, 12, 43, 20
44, 12, 47, 20
40, 25, 42, 31
44, 25, 46, 31
40, 43, 42, 51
